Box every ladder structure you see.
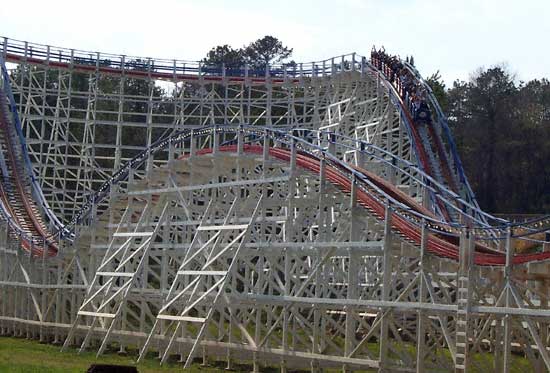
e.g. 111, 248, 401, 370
455, 229, 473, 373
62, 196, 170, 355
138, 196, 262, 368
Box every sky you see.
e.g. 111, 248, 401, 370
1, 0, 548, 85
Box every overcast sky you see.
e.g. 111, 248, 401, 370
2, 0, 548, 85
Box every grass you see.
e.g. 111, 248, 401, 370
0, 336, 228, 372
0, 335, 537, 372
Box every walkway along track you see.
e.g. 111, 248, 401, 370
64, 122, 550, 266
0, 37, 499, 224
193, 144, 550, 266
0, 37, 549, 263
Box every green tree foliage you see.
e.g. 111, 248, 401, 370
202, 45, 245, 67
202, 35, 293, 68
426, 71, 448, 112
243, 35, 293, 68
200, 36, 294, 121
446, 67, 550, 213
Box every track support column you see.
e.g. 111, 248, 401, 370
379, 202, 393, 373
344, 175, 360, 372
455, 228, 473, 373
503, 227, 513, 373
416, 220, 428, 372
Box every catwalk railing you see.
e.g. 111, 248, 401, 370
2, 36, 364, 80
0, 36, 549, 256
55, 124, 550, 265
0, 36, 477, 220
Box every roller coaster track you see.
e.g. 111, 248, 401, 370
373, 58, 471, 224
0, 36, 549, 265
0, 37, 492, 223
0, 63, 59, 257
4, 37, 550, 373
57, 125, 550, 266
403, 61, 481, 222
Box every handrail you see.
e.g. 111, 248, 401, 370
403, 62, 489, 223
313, 130, 501, 225
62, 125, 458, 235
63, 125, 550, 265
1, 36, 548, 246
2, 36, 364, 80
62, 125, 543, 240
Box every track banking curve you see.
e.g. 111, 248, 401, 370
58, 125, 550, 266
0, 36, 483, 221
0, 61, 59, 257
0, 36, 549, 265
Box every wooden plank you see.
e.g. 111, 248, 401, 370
157, 315, 206, 323
177, 270, 227, 276
113, 232, 153, 237
78, 310, 116, 318
96, 272, 134, 277
197, 224, 248, 231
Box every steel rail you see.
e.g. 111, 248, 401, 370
1, 36, 548, 254
0, 36, 476, 225
190, 144, 550, 266
59, 125, 549, 263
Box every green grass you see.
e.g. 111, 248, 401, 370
0, 335, 537, 372
0, 336, 228, 372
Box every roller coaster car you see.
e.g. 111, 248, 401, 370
413, 102, 432, 125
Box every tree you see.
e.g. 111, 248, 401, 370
426, 71, 448, 112
202, 45, 245, 67
243, 36, 293, 68
203, 36, 293, 70
445, 66, 550, 213
513, 79, 550, 212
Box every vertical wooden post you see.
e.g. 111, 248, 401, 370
503, 228, 513, 373
416, 220, 428, 372
379, 202, 393, 372
344, 175, 359, 372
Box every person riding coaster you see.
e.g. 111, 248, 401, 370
414, 101, 432, 125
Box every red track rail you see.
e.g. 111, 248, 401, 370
5, 53, 297, 84
372, 59, 461, 222
194, 145, 550, 266
381, 82, 453, 222
3, 51, 548, 264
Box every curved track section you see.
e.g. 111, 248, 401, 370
1, 37, 550, 373
61, 125, 550, 266
0, 37, 501, 225
2, 36, 464, 223
0, 36, 548, 255
0, 57, 60, 256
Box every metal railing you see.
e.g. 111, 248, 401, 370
1, 36, 548, 247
